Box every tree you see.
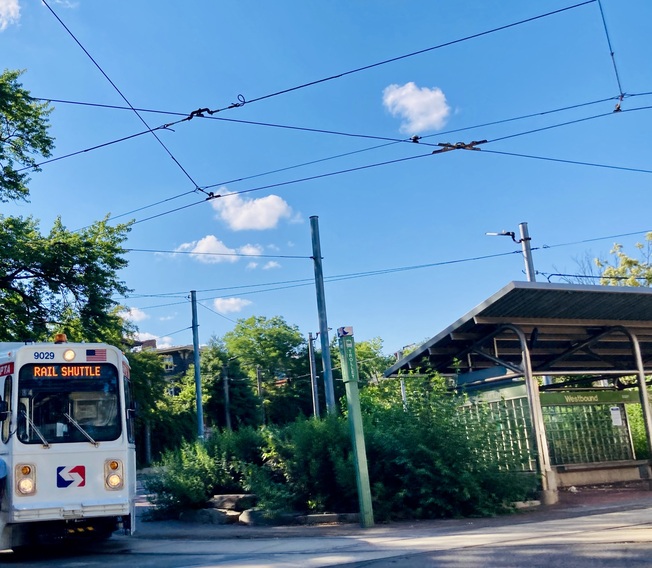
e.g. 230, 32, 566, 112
0, 69, 54, 203
0, 215, 132, 341
223, 316, 312, 424
125, 349, 170, 465
200, 337, 260, 430
0, 69, 132, 342
596, 233, 652, 287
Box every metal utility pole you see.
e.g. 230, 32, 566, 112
337, 326, 374, 528
310, 216, 336, 414
256, 365, 265, 425
486, 221, 536, 282
308, 332, 320, 418
222, 364, 232, 431
518, 222, 536, 283
190, 290, 204, 440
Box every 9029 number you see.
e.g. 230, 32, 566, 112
33, 351, 55, 360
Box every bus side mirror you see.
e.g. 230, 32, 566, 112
0, 401, 8, 422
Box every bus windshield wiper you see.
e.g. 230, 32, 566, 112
19, 410, 50, 448
64, 412, 99, 447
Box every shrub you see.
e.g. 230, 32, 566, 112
145, 376, 537, 521
242, 416, 357, 515
205, 426, 265, 493
143, 440, 218, 517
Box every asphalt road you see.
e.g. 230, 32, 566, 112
2, 491, 652, 567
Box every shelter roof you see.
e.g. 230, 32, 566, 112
384, 281, 652, 380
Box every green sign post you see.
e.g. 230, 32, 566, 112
337, 326, 374, 528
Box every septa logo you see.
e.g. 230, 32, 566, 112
57, 465, 86, 488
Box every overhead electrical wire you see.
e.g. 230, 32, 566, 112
59, 92, 651, 229
198, 0, 598, 115
597, 0, 625, 101
129, 151, 434, 226
197, 302, 238, 324
129, 249, 527, 311
32, 93, 635, 227
27, 1, 598, 181
41, 0, 208, 196
481, 149, 652, 175
31, 92, 630, 175
123, 101, 652, 227
122, 227, 652, 313
127, 248, 312, 260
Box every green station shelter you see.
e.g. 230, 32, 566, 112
384, 281, 652, 504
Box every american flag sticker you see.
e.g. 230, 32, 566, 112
86, 348, 107, 362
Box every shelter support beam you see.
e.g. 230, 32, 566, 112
621, 328, 652, 465
506, 324, 558, 504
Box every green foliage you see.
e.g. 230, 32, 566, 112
0, 69, 54, 203
200, 337, 260, 429
596, 233, 652, 286
223, 316, 313, 424
246, 417, 356, 514
144, 440, 219, 516
626, 400, 651, 460
360, 377, 536, 520
0, 69, 132, 343
146, 377, 536, 522
205, 426, 265, 493
0, 214, 132, 342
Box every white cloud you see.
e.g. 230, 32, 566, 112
383, 82, 451, 134
211, 190, 293, 230
213, 297, 252, 314
246, 261, 258, 270
176, 235, 239, 264
135, 332, 173, 349
239, 243, 264, 256
262, 261, 281, 270
0, 0, 20, 31
176, 236, 267, 264
119, 307, 149, 323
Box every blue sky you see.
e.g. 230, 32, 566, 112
3, 0, 652, 355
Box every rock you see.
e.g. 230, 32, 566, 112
179, 508, 239, 524
239, 508, 297, 526
209, 494, 258, 511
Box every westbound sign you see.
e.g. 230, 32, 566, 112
540, 390, 640, 406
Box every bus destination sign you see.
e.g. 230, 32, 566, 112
33, 365, 102, 378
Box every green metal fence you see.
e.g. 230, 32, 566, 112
459, 396, 537, 472
542, 404, 634, 465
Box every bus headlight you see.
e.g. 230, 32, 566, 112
107, 473, 122, 488
15, 464, 36, 495
104, 459, 123, 490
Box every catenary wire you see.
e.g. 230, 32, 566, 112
201, 1, 597, 115
34, 94, 633, 226
127, 102, 652, 227
122, 228, 652, 310
26, 1, 600, 180
41, 0, 207, 196
197, 302, 238, 324
127, 248, 312, 260
597, 0, 625, 100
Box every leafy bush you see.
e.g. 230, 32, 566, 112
143, 440, 218, 517
145, 375, 537, 521
244, 416, 356, 514
205, 426, 265, 493
626, 400, 650, 459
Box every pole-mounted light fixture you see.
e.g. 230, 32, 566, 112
486, 222, 536, 282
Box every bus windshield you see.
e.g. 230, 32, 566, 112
17, 363, 121, 444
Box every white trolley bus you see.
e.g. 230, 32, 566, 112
0, 335, 136, 550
